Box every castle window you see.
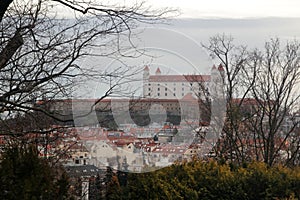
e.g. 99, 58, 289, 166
158, 88, 160, 91
165, 93, 167, 96
165, 88, 167, 91
158, 93, 160, 96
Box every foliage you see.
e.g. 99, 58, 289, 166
113, 160, 300, 200
0, 144, 71, 200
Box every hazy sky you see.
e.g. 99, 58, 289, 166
51, 0, 300, 19
123, 0, 300, 18
64, 1, 300, 98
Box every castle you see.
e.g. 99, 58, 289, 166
142, 64, 225, 100
34, 64, 226, 127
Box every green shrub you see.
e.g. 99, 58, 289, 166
120, 161, 300, 200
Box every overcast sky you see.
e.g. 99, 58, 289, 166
108, 1, 300, 72
70, 1, 300, 98
123, 0, 300, 18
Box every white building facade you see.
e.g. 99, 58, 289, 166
143, 65, 224, 100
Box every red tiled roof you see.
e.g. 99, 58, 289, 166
149, 75, 211, 82
181, 93, 197, 101
231, 98, 262, 105
112, 139, 134, 146
152, 144, 189, 154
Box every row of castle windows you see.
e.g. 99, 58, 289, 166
148, 92, 186, 97
151, 88, 186, 91
148, 87, 204, 92
149, 82, 194, 86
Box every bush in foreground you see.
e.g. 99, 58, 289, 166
118, 160, 300, 200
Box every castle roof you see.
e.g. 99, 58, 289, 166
155, 67, 161, 74
218, 64, 224, 71
181, 93, 197, 101
149, 75, 211, 82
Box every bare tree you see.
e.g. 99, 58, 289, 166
202, 34, 252, 164
0, 0, 173, 137
203, 35, 300, 166
245, 38, 300, 166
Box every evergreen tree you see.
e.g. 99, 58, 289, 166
0, 144, 70, 200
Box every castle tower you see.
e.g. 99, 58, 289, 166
209, 64, 226, 130
217, 63, 225, 79
155, 67, 161, 75
210, 64, 218, 98
210, 64, 225, 100
217, 64, 225, 98
143, 65, 150, 80
143, 66, 150, 97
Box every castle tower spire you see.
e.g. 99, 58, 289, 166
143, 65, 150, 80
155, 67, 161, 75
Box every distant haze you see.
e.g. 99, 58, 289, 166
111, 0, 300, 18
77, 17, 300, 98
131, 17, 300, 73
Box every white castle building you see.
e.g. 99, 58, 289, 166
142, 65, 224, 100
